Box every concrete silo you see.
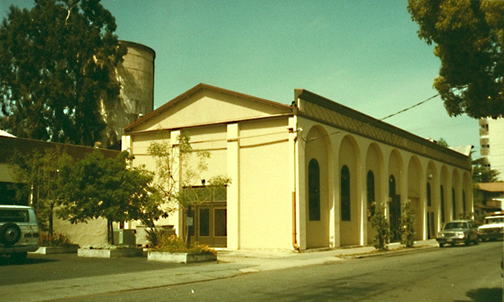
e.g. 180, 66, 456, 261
100, 40, 155, 149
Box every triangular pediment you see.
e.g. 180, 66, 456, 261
125, 84, 292, 132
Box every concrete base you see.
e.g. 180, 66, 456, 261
147, 251, 217, 263
77, 248, 143, 258
31, 245, 79, 254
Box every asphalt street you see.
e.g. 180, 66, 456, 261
55, 241, 503, 302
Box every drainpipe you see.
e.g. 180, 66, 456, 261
290, 111, 300, 252
292, 191, 299, 251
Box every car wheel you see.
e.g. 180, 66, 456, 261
465, 239, 470, 246
451, 242, 456, 247
474, 237, 479, 245
439, 243, 444, 248
0, 222, 22, 245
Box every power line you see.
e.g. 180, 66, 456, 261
380, 94, 439, 121
304, 93, 441, 142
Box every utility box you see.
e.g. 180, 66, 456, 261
113, 229, 136, 246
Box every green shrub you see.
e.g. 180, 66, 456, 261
39, 233, 75, 247
153, 233, 216, 255
400, 200, 415, 248
370, 202, 390, 251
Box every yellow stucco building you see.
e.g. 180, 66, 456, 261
122, 84, 473, 251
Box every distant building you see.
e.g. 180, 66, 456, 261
474, 182, 504, 213
0, 132, 120, 246
478, 118, 504, 179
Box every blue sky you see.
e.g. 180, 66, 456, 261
0, 0, 481, 155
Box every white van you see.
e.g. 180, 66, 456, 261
0, 205, 39, 261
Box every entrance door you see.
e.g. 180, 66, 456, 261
188, 202, 227, 247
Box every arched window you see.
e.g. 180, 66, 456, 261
452, 188, 456, 220
367, 170, 375, 219
427, 183, 432, 207
462, 190, 466, 214
308, 159, 320, 221
341, 165, 351, 221
440, 186, 445, 222
389, 175, 396, 197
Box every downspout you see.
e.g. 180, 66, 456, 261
291, 101, 300, 252
292, 133, 300, 252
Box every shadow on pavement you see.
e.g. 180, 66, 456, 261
464, 287, 502, 302
0, 255, 57, 266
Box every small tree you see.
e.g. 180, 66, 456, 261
147, 133, 231, 245
8, 147, 71, 238
400, 200, 415, 248
57, 150, 163, 245
370, 202, 390, 251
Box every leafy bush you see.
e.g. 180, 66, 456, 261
370, 202, 390, 251
400, 201, 415, 248
145, 227, 168, 248
39, 233, 75, 247
154, 233, 216, 255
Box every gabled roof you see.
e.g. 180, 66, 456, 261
125, 83, 292, 132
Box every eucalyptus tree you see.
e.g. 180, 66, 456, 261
0, 0, 126, 146
408, 0, 504, 118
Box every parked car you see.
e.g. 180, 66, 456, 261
436, 220, 479, 247
0, 205, 39, 261
478, 214, 504, 241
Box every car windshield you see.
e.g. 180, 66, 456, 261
484, 217, 504, 224
444, 222, 467, 230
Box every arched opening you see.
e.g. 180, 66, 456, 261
305, 125, 330, 249
389, 175, 401, 242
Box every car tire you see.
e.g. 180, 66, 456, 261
465, 239, 470, 246
0, 222, 22, 245
439, 243, 444, 248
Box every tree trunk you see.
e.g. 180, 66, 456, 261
107, 219, 114, 245
49, 203, 54, 238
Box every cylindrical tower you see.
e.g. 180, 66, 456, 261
101, 40, 156, 148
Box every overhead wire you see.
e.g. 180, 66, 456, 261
303, 93, 440, 143
379, 94, 439, 121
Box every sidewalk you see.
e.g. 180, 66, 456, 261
216, 239, 439, 272
2, 239, 439, 302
